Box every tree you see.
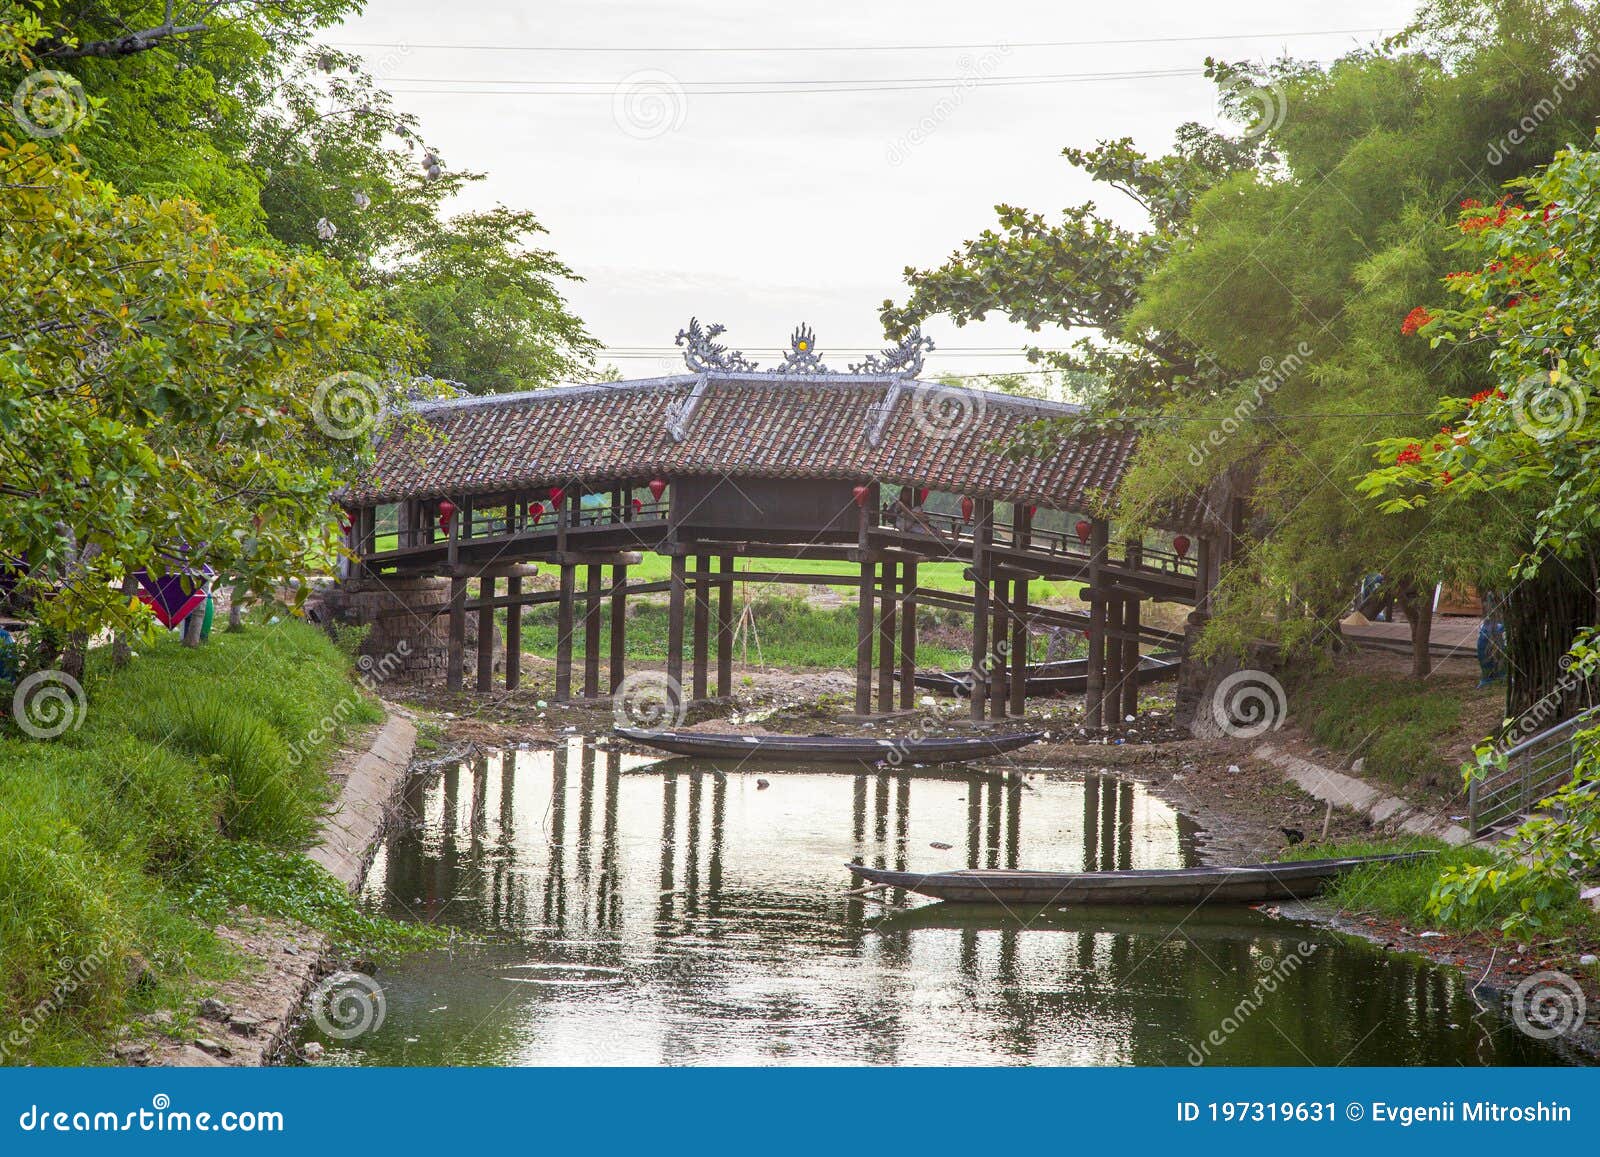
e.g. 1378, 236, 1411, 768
880, 125, 1270, 417
1109, 0, 1600, 675
385, 207, 600, 393
0, 138, 418, 659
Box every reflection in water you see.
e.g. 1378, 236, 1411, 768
324, 740, 1562, 1067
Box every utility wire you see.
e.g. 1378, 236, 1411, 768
331, 26, 1390, 54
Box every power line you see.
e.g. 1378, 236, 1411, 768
331, 26, 1390, 55
385, 67, 1215, 92
387, 68, 1222, 96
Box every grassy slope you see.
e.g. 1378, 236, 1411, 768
1284, 838, 1600, 945
1287, 660, 1501, 793
0, 618, 391, 1064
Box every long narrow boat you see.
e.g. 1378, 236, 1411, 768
615, 727, 1044, 765
846, 852, 1430, 905
906, 651, 1181, 698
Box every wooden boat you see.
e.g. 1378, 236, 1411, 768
614, 727, 1044, 765
845, 852, 1431, 905
906, 651, 1180, 698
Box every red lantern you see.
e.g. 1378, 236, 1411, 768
631, 497, 643, 515
916, 487, 930, 505
1026, 505, 1037, 519
1074, 519, 1091, 545
548, 486, 565, 505
852, 484, 870, 508
1172, 534, 1191, 559
438, 499, 456, 532
648, 477, 668, 501
528, 501, 545, 525
960, 496, 975, 523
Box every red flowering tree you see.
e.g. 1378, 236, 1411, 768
1361, 138, 1600, 565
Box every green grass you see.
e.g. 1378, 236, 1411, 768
0, 617, 419, 1065
506, 591, 998, 671
617, 554, 1078, 602
1283, 838, 1600, 942
1290, 673, 1467, 789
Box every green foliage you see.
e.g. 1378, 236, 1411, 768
0, 619, 396, 1063
180, 840, 443, 958
882, 127, 1267, 414
0, 139, 419, 646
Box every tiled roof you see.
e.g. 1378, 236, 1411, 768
346, 373, 1205, 526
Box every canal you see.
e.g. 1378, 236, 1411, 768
303, 739, 1565, 1065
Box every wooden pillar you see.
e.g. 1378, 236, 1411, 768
855, 556, 876, 716
555, 564, 576, 701
1121, 539, 1142, 722
969, 499, 992, 723
1009, 574, 1029, 718
715, 554, 734, 698
1084, 518, 1108, 729
583, 563, 603, 698
447, 574, 467, 692
1195, 535, 1214, 613
899, 559, 918, 710
609, 562, 628, 693
691, 555, 710, 702
988, 572, 1007, 717
1104, 594, 1125, 730
505, 575, 522, 690
476, 574, 496, 692
878, 559, 897, 713
667, 553, 686, 707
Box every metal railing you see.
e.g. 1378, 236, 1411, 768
1468, 705, 1599, 836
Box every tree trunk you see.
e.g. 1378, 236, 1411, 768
1401, 580, 1434, 679
111, 575, 139, 666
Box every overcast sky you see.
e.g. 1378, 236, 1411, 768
329, 1, 1421, 382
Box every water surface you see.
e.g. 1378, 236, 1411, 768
311, 740, 1562, 1066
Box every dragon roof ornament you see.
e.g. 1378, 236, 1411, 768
675, 317, 759, 373
673, 320, 932, 378
849, 328, 934, 377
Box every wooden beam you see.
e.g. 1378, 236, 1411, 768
716, 554, 734, 698
691, 555, 710, 701
447, 574, 467, 692
878, 559, 897, 713
970, 499, 992, 723
899, 559, 918, 711
476, 575, 497, 691
989, 572, 1008, 718
855, 555, 876, 716
555, 563, 575, 701
1009, 572, 1029, 718
505, 575, 522, 690
1121, 540, 1142, 722
583, 563, 603, 698
667, 554, 686, 706
610, 562, 628, 694
1084, 518, 1108, 729
1103, 595, 1125, 730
